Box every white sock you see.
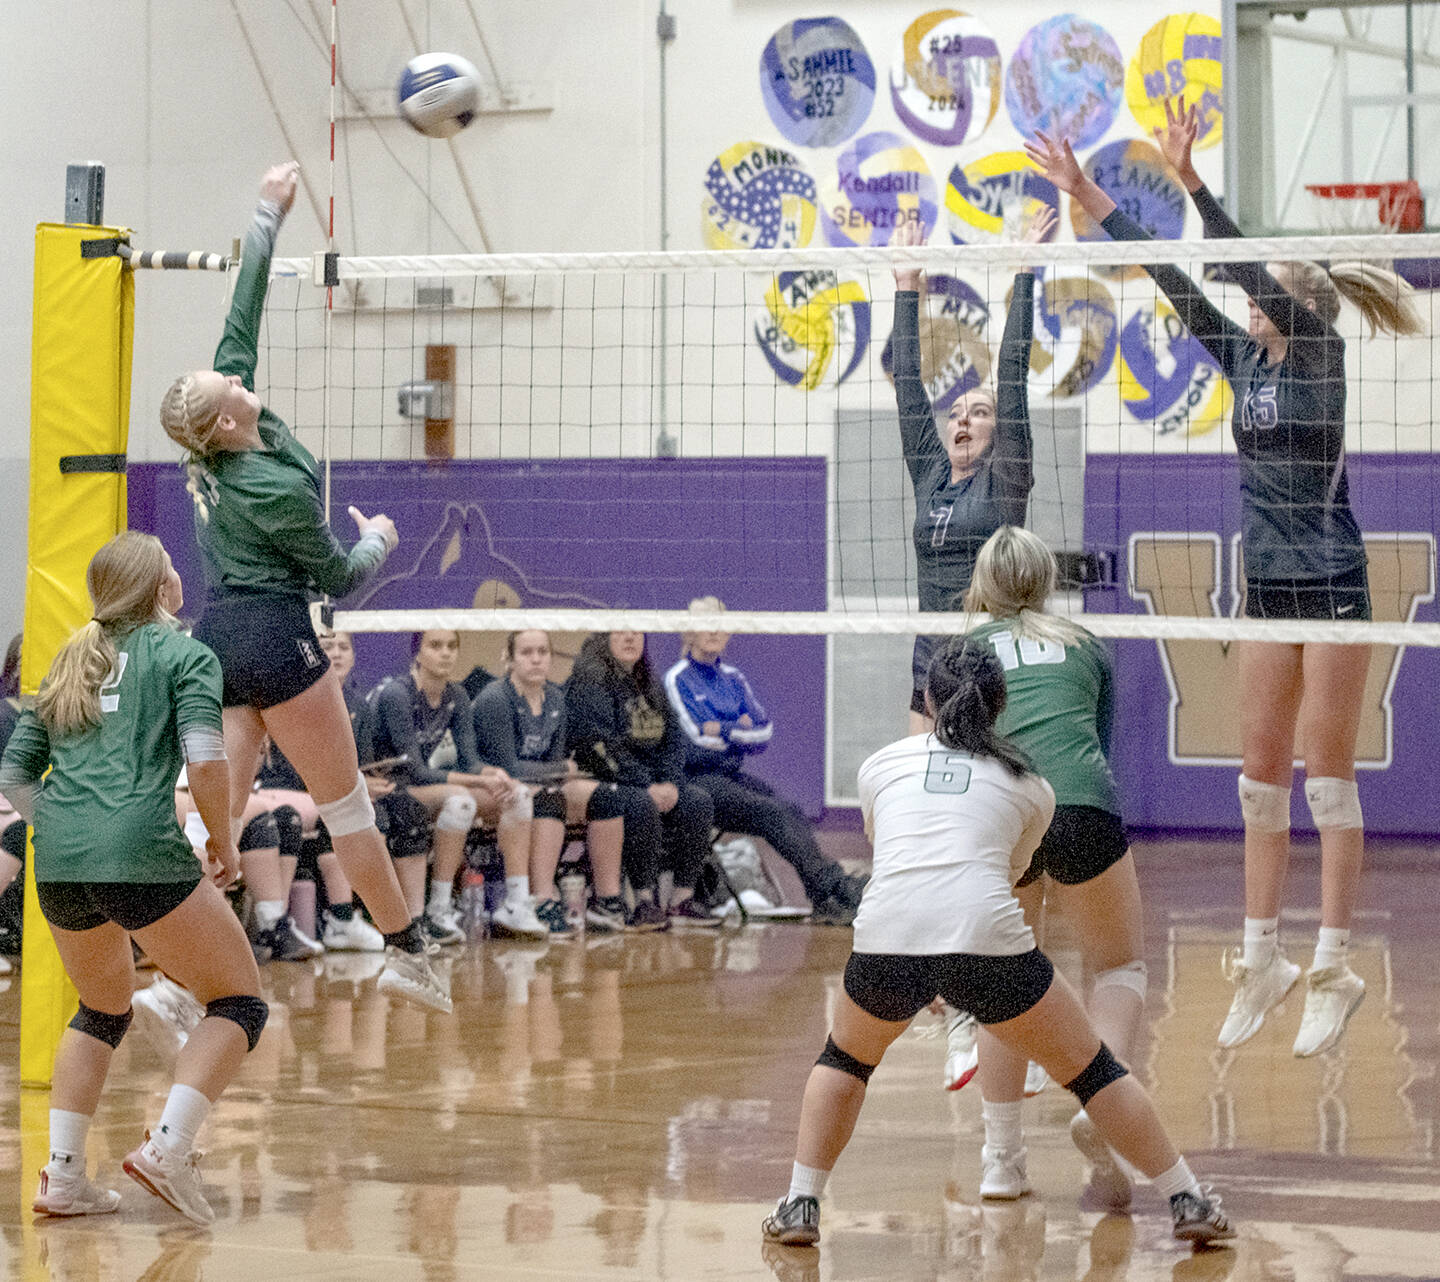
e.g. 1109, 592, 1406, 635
1151, 1156, 1202, 1200
153, 1084, 211, 1158
787, 1161, 829, 1201
1241, 917, 1279, 969
48, 1109, 91, 1175
505, 874, 530, 905
427, 883, 454, 917
1312, 926, 1350, 972
981, 1097, 1025, 1153
254, 899, 285, 932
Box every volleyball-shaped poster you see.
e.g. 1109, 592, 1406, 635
1117, 299, 1230, 435
945, 151, 1059, 246
880, 275, 993, 411
823, 132, 938, 248
1030, 274, 1118, 398
1071, 139, 1186, 242
760, 18, 877, 148
1005, 14, 1124, 149
890, 10, 1002, 148
703, 142, 817, 250
1127, 12, 1223, 149
755, 269, 872, 390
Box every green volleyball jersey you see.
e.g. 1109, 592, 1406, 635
187, 203, 387, 600
967, 618, 1119, 815
1, 624, 222, 882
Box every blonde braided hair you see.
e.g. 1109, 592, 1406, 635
159, 372, 224, 455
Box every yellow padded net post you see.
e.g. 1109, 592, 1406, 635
19, 223, 134, 1088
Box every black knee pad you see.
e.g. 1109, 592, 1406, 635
239, 811, 280, 853
272, 805, 304, 858
70, 1001, 133, 1048
816, 1034, 876, 1085
1, 819, 26, 861
206, 995, 269, 1052
1063, 1043, 1129, 1106
586, 783, 625, 822
532, 787, 567, 823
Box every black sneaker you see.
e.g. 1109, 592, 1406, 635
534, 898, 575, 938
761, 1194, 820, 1246
586, 895, 627, 933
626, 899, 670, 933
669, 897, 722, 929
809, 894, 856, 927
1170, 1187, 1235, 1246
261, 916, 324, 962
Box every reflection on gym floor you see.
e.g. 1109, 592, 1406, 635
1, 840, 1438, 1280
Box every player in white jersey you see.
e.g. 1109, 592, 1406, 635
761, 639, 1233, 1251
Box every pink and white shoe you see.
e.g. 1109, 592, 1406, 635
33, 1167, 121, 1217
123, 1133, 215, 1226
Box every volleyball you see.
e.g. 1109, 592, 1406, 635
1126, 12, 1224, 149
397, 52, 481, 138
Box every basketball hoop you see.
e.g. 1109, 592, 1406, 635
1306, 180, 1425, 232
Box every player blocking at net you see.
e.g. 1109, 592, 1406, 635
1028, 103, 1423, 1058
158, 162, 449, 1014
761, 639, 1233, 1250
1, 533, 266, 1225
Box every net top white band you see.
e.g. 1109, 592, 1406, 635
271, 230, 1440, 282
331, 608, 1440, 648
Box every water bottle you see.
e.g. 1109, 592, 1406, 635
459, 869, 489, 939
559, 870, 587, 933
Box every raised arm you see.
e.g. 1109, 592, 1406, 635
1153, 99, 1330, 347
891, 219, 945, 486
1025, 130, 1247, 375
214, 163, 299, 388
251, 485, 395, 599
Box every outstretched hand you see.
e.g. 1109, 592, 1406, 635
892, 216, 925, 293
1020, 203, 1059, 246
1023, 131, 1085, 196
1153, 97, 1202, 191
260, 161, 300, 215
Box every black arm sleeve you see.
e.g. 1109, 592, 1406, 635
892, 291, 945, 488
472, 687, 525, 778
991, 271, 1035, 504
1100, 207, 1248, 377
376, 681, 448, 786
1190, 184, 1332, 350
1095, 643, 1115, 761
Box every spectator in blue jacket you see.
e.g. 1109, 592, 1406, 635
664, 598, 866, 925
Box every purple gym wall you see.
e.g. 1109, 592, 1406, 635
1086, 453, 1440, 835
127, 459, 829, 817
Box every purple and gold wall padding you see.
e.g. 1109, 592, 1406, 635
1005, 14, 1125, 150
1127, 12, 1223, 150
755, 270, 872, 390
890, 9, 1002, 147
760, 18, 877, 148
880, 273, 993, 412
703, 142, 818, 250
1070, 138, 1187, 278
822, 131, 938, 247
1116, 298, 1231, 437
944, 150, 1060, 246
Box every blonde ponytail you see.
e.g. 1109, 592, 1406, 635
1272, 260, 1425, 337
35, 532, 174, 737
964, 525, 1088, 647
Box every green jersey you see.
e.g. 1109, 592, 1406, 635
187, 202, 388, 601
967, 618, 1119, 815
0, 624, 222, 882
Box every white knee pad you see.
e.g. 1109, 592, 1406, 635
1093, 960, 1148, 1002
316, 772, 376, 839
436, 791, 478, 833
1305, 776, 1363, 831
1238, 774, 1291, 833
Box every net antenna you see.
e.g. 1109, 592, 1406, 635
1306, 180, 1426, 233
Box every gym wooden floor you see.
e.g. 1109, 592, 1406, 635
2, 837, 1438, 1281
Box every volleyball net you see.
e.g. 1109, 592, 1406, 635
247, 231, 1440, 649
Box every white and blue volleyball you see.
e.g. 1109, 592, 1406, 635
398, 52, 481, 138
